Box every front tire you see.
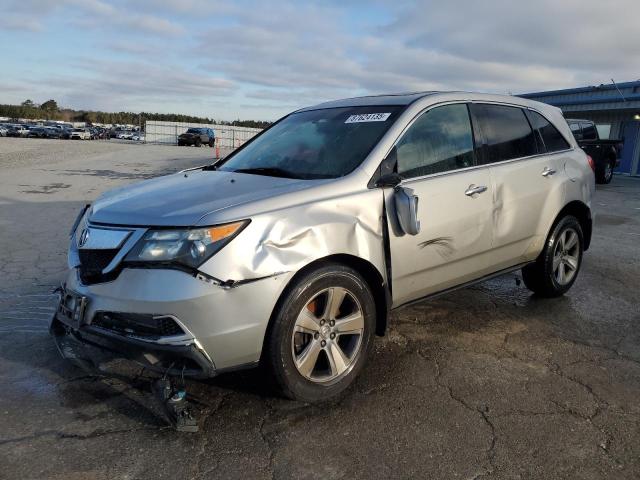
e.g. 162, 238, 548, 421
194, 138, 202, 147
522, 215, 584, 297
265, 264, 376, 403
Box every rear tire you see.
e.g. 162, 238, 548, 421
265, 264, 376, 403
522, 215, 584, 297
596, 160, 615, 184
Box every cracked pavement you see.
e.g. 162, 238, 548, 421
1, 138, 639, 479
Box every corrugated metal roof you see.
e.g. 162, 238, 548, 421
521, 80, 640, 98
520, 80, 640, 111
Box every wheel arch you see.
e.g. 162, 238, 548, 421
262, 254, 390, 363
550, 200, 593, 251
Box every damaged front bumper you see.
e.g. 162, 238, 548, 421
50, 267, 294, 376
50, 313, 217, 378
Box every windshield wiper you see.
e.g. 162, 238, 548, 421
231, 167, 302, 179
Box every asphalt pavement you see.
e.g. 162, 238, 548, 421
1, 138, 638, 479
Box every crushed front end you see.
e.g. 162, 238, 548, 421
51, 205, 293, 379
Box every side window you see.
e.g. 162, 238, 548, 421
471, 104, 537, 163
569, 122, 583, 141
580, 122, 597, 140
527, 111, 571, 153
396, 104, 475, 179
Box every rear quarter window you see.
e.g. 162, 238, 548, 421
527, 111, 571, 153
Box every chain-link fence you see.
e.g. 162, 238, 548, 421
144, 120, 262, 158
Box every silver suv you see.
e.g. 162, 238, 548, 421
52, 92, 595, 402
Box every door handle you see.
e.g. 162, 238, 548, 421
542, 167, 556, 177
465, 184, 488, 196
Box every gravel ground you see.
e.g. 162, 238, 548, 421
0, 137, 639, 479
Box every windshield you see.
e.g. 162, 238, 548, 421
186, 128, 201, 134
218, 106, 403, 179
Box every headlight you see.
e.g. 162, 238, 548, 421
124, 221, 248, 269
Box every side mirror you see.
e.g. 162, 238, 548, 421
394, 186, 420, 235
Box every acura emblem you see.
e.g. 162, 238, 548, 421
78, 228, 90, 248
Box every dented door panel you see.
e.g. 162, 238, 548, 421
387, 168, 494, 307
488, 154, 566, 269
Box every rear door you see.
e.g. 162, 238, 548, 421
387, 103, 495, 306
470, 104, 567, 269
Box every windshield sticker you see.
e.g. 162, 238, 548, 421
345, 113, 391, 123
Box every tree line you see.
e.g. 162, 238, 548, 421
0, 99, 272, 129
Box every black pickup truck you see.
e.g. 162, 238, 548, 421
566, 119, 622, 184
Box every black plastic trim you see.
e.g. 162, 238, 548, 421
392, 262, 533, 311
52, 318, 216, 378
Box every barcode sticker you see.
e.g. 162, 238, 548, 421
345, 113, 391, 123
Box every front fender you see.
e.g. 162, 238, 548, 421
199, 188, 387, 285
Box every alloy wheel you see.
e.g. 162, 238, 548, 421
291, 287, 364, 384
552, 227, 580, 285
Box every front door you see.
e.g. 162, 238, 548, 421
386, 103, 494, 307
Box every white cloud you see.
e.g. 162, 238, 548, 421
380, 0, 640, 89
194, 0, 640, 110
0, 16, 43, 32
0, 0, 59, 31
3, 0, 640, 119
62, 0, 186, 36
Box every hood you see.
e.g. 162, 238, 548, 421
179, 132, 197, 137
89, 169, 312, 227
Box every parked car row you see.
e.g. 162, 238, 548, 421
0, 123, 144, 142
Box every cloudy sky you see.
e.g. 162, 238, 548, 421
1, 0, 639, 120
